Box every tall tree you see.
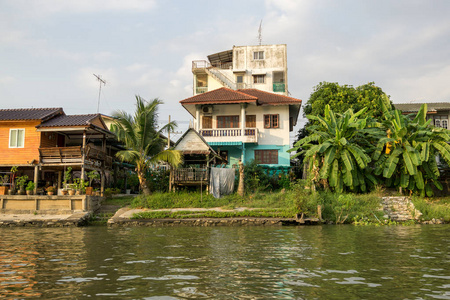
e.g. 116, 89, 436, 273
111, 96, 182, 195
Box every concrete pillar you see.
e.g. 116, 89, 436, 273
195, 105, 201, 131
34, 165, 39, 194
81, 130, 86, 182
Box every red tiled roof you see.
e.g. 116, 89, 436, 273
38, 114, 99, 128
180, 87, 257, 104
180, 87, 302, 106
0, 108, 63, 121
238, 89, 302, 105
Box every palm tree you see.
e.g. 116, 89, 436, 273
111, 96, 182, 195
290, 105, 378, 192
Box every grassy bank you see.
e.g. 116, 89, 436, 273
128, 183, 450, 224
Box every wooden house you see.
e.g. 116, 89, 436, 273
171, 128, 226, 189
0, 108, 117, 194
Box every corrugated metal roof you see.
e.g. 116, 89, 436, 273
37, 114, 99, 127
0, 108, 63, 121
395, 102, 450, 112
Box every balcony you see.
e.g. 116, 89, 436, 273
199, 128, 258, 144
38, 146, 112, 169
196, 86, 208, 94
273, 82, 286, 92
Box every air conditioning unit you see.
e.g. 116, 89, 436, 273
202, 106, 213, 114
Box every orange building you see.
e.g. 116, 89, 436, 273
0, 108, 117, 194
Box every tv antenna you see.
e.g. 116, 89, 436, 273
93, 74, 106, 113
258, 19, 263, 45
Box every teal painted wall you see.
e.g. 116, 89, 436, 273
244, 144, 291, 166
211, 144, 291, 167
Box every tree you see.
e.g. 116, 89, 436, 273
111, 96, 183, 195
373, 97, 450, 196
295, 82, 392, 147
290, 105, 378, 193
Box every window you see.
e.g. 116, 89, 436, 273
246, 115, 256, 127
217, 116, 239, 128
9, 129, 25, 148
264, 114, 279, 128
253, 75, 265, 84
255, 150, 278, 164
253, 51, 264, 60
202, 116, 212, 129
433, 115, 448, 129
236, 75, 243, 83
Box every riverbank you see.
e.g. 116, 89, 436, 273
0, 211, 90, 227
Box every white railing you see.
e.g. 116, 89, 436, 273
199, 128, 258, 143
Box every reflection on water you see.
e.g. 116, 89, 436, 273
0, 225, 449, 299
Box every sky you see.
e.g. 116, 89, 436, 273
1, 0, 450, 142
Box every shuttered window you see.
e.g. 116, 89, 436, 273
202, 116, 212, 129
255, 150, 278, 164
264, 114, 279, 128
246, 115, 256, 127
217, 116, 239, 128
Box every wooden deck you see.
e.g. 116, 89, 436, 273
172, 168, 209, 186
39, 146, 112, 168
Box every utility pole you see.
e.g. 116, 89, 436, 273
93, 74, 106, 113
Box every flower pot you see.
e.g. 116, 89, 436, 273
0, 186, 8, 195
47, 191, 54, 195
68, 189, 75, 196
26, 190, 33, 195
75, 190, 81, 195
62, 190, 68, 195
8, 189, 15, 195
85, 187, 93, 195
18, 188, 26, 195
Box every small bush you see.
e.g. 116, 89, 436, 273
411, 196, 450, 222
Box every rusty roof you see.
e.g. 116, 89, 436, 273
394, 102, 450, 113
37, 114, 99, 128
0, 108, 63, 121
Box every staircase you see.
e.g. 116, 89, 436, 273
381, 197, 422, 221
206, 67, 238, 90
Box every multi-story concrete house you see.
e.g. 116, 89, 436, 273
180, 87, 302, 168
179, 44, 301, 169
192, 44, 288, 96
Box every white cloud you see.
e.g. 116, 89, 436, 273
8, 0, 157, 15
0, 76, 15, 84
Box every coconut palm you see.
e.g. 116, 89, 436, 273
111, 96, 182, 195
290, 105, 378, 192
373, 97, 450, 196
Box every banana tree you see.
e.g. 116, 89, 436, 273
290, 105, 378, 192
373, 97, 450, 196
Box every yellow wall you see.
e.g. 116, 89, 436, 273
0, 121, 41, 165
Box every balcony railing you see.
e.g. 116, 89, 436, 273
173, 168, 209, 183
199, 128, 258, 143
196, 86, 208, 94
39, 146, 112, 169
273, 82, 286, 92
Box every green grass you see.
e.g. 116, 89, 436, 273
103, 195, 135, 206
132, 209, 293, 219
411, 196, 450, 222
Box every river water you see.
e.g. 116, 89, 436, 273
0, 225, 449, 299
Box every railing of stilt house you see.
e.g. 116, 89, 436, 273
173, 168, 209, 183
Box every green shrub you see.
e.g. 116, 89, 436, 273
411, 196, 450, 222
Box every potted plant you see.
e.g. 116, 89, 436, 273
46, 186, 56, 195
86, 171, 100, 195
16, 175, 28, 195
9, 166, 18, 195
26, 181, 35, 195
63, 167, 72, 195
74, 178, 87, 195
0, 174, 9, 195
